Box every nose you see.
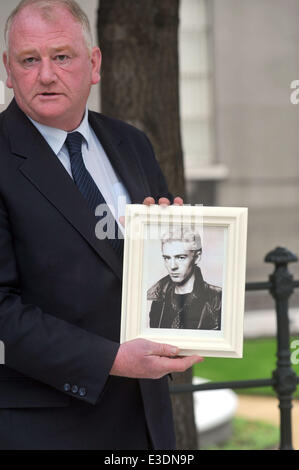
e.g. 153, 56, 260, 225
39, 58, 57, 85
170, 258, 178, 270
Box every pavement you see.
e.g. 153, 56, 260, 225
236, 308, 299, 450
236, 395, 299, 450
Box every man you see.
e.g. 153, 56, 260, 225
0, 0, 202, 450
148, 229, 222, 330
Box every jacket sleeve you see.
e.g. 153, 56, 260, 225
209, 288, 222, 331
149, 301, 163, 328
0, 195, 120, 406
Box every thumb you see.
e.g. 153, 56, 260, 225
151, 342, 180, 357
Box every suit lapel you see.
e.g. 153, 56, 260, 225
88, 112, 151, 204
4, 100, 123, 281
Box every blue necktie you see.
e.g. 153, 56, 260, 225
65, 132, 123, 258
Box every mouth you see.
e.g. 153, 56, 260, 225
38, 92, 61, 97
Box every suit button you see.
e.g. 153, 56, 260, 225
79, 387, 87, 397
71, 385, 78, 394
64, 383, 71, 392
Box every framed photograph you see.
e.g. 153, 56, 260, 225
120, 205, 248, 358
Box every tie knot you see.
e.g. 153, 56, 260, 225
65, 132, 84, 157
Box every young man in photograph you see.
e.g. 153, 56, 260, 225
148, 229, 222, 330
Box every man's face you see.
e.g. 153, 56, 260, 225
162, 241, 199, 285
3, 5, 101, 130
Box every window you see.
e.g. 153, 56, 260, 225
179, 0, 227, 180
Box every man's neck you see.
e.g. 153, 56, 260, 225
25, 108, 87, 133
174, 273, 195, 294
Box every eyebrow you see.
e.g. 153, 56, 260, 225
163, 254, 188, 258
50, 45, 74, 53
18, 45, 74, 56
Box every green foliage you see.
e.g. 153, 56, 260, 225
193, 337, 299, 398
203, 417, 279, 450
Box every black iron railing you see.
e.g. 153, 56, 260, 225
170, 247, 299, 450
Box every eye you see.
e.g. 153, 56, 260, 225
54, 55, 70, 63
23, 57, 38, 65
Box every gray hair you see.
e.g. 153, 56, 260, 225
5, 0, 93, 52
161, 227, 202, 253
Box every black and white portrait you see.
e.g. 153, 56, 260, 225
145, 226, 223, 331
121, 205, 247, 358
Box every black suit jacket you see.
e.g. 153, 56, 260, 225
0, 99, 175, 450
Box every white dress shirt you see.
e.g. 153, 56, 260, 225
28, 109, 131, 232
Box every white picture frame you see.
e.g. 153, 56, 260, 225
120, 205, 248, 358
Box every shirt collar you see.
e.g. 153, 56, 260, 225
27, 108, 90, 155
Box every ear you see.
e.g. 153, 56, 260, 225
90, 46, 102, 85
194, 249, 202, 264
3, 52, 13, 89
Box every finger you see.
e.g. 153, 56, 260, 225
147, 342, 180, 357
160, 355, 204, 373
158, 197, 170, 207
143, 197, 155, 206
119, 216, 125, 227
173, 196, 184, 206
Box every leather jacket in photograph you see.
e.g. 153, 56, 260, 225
147, 266, 222, 330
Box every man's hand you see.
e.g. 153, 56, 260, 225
110, 338, 203, 379
143, 196, 184, 206
119, 196, 183, 227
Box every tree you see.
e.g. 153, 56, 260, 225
98, 0, 198, 450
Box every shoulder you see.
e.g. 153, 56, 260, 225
89, 110, 150, 143
204, 282, 222, 295
89, 110, 172, 200
0, 107, 9, 140
147, 275, 171, 301
0, 109, 5, 127
203, 281, 222, 308
0, 110, 12, 156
